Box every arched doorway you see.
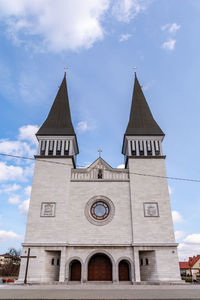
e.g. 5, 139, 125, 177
118, 260, 130, 281
88, 253, 112, 281
70, 260, 81, 281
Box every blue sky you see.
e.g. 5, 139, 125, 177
0, 0, 200, 260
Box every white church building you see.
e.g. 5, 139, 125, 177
18, 73, 181, 284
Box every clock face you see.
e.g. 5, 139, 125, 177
90, 201, 110, 220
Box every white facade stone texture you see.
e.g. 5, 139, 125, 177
18, 154, 181, 284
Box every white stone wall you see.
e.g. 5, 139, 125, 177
18, 155, 181, 283
128, 158, 176, 244
24, 158, 73, 243
67, 181, 132, 245
18, 246, 135, 283
45, 251, 60, 282
155, 247, 181, 281
18, 247, 46, 283
139, 250, 158, 281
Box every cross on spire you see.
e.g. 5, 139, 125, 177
133, 66, 137, 74
64, 66, 69, 75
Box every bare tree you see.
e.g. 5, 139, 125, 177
0, 248, 21, 277
8, 248, 21, 259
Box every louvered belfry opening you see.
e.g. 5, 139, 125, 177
70, 260, 81, 281
118, 260, 130, 281
88, 254, 112, 281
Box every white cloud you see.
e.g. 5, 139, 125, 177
119, 33, 132, 42
24, 185, 32, 197
162, 39, 176, 51
0, 0, 110, 52
0, 230, 22, 242
18, 125, 39, 144
0, 1, 153, 52
19, 198, 30, 215
112, 0, 150, 23
161, 23, 181, 34
175, 230, 186, 241
172, 210, 183, 223
117, 164, 125, 168
142, 80, 154, 91
183, 234, 200, 244
23, 164, 34, 178
0, 183, 21, 194
168, 185, 173, 195
0, 162, 23, 182
76, 121, 90, 133
0, 139, 36, 158
178, 234, 200, 260
8, 195, 20, 204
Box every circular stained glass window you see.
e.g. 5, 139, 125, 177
90, 201, 110, 220
85, 196, 115, 226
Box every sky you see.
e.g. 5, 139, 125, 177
0, 0, 200, 261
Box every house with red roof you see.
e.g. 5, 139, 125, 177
179, 255, 200, 276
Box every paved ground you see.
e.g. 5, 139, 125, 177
0, 284, 200, 300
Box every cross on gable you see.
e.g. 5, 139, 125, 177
98, 149, 102, 157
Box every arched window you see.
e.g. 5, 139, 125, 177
70, 260, 81, 281
88, 253, 112, 281
119, 260, 130, 281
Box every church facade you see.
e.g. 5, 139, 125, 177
18, 73, 180, 283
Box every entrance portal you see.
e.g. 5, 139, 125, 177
119, 260, 130, 281
88, 253, 112, 281
70, 260, 81, 281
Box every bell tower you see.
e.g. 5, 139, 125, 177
18, 73, 79, 283
122, 73, 164, 166
123, 73, 181, 282
36, 72, 78, 164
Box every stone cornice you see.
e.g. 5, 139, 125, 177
22, 242, 178, 247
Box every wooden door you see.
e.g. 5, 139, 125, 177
88, 254, 112, 281
70, 260, 81, 281
119, 260, 130, 281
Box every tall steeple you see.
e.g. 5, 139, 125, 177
125, 74, 164, 136
37, 73, 75, 136
122, 73, 165, 166
36, 73, 78, 164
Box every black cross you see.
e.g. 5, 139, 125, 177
21, 248, 36, 284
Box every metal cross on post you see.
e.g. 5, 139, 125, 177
64, 66, 69, 74
133, 66, 137, 74
98, 149, 102, 158
21, 248, 36, 284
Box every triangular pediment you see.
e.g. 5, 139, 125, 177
71, 157, 129, 181
87, 157, 113, 172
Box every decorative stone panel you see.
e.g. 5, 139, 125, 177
41, 202, 56, 217
143, 202, 159, 217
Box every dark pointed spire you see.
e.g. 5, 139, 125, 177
36, 73, 75, 136
125, 74, 164, 136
